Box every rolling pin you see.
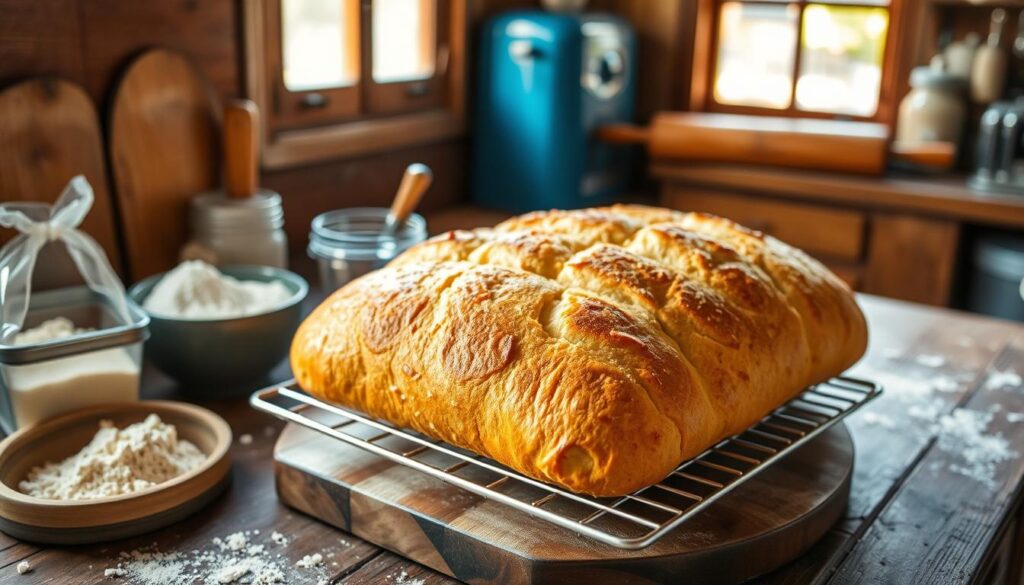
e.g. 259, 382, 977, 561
223, 99, 259, 199
597, 112, 955, 174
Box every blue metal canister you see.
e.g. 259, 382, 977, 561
472, 11, 637, 213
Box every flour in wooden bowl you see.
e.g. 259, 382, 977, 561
18, 414, 206, 500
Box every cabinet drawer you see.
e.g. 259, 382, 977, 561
663, 188, 867, 262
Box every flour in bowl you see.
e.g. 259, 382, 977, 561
19, 414, 205, 500
143, 260, 292, 319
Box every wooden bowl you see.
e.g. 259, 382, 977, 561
0, 401, 232, 544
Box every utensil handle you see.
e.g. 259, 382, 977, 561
224, 99, 259, 199
388, 163, 433, 229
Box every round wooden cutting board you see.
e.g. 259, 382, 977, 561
273, 417, 854, 585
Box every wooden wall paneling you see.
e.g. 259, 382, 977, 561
0, 78, 121, 276
109, 49, 220, 279
0, 0, 86, 90
78, 0, 239, 102
863, 214, 960, 306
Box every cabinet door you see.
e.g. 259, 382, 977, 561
864, 214, 959, 307
662, 188, 867, 262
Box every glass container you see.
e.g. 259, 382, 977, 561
0, 287, 150, 434
308, 207, 428, 292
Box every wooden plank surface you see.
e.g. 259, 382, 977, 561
832, 343, 1024, 584
0, 248, 1021, 584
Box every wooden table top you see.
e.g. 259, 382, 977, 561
3, 291, 1024, 584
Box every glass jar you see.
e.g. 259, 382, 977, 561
187, 190, 288, 268
308, 208, 428, 292
896, 66, 968, 146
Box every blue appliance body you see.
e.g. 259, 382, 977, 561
472, 11, 637, 213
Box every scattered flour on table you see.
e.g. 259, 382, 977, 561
388, 569, 426, 585
15, 561, 31, 574
984, 369, 1023, 392
880, 348, 902, 360
930, 375, 960, 393
858, 411, 896, 429
214, 532, 249, 552
914, 354, 947, 368
270, 531, 289, 546
103, 529, 330, 584
908, 398, 945, 422
932, 409, 1017, 487
19, 414, 205, 500
143, 260, 291, 319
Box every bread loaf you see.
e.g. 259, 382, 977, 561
290, 205, 867, 496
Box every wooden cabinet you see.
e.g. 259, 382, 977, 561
666, 190, 866, 261
661, 184, 961, 305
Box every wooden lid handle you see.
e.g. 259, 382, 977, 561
385, 163, 433, 234
223, 99, 259, 199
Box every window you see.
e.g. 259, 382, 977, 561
281, 0, 359, 91
245, 0, 466, 169
701, 0, 893, 119
372, 0, 437, 83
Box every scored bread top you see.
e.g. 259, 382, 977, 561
291, 204, 867, 496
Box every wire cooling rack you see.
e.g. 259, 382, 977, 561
252, 376, 880, 549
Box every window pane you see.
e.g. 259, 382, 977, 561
373, 0, 437, 83
281, 0, 359, 92
714, 2, 799, 109
796, 5, 889, 116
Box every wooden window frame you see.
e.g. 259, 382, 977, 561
689, 0, 905, 127
244, 0, 467, 170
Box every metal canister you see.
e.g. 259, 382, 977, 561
187, 189, 288, 268
0, 287, 150, 433
308, 208, 428, 292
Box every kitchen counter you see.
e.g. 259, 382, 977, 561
652, 164, 1024, 307
2, 265, 1024, 583
651, 163, 1024, 229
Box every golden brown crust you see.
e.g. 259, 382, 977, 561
292, 205, 867, 496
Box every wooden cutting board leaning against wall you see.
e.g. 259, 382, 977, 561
110, 49, 220, 279
0, 78, 122, 277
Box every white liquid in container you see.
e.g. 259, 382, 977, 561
5, 348, 140, 428
2, 318, 141, 429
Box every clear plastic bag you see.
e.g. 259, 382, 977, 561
0, 176, 130, 339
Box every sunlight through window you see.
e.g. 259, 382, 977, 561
373, 0, 438, 83
281, 0, 360, 92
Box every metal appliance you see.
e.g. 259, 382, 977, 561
472, 11, 636, 212
970, 98, 1024, 194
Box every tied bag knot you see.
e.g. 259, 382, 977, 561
0, 176, 130, 340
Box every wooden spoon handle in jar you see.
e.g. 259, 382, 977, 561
223, 99, 259, 199
385, 163, 433, 234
